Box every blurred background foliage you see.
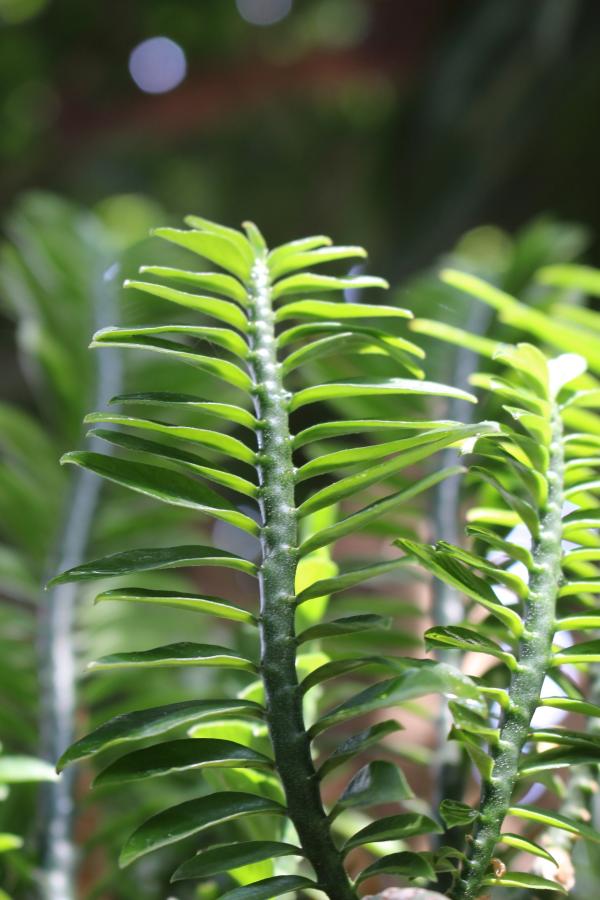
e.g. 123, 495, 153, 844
1, 1, 600, 898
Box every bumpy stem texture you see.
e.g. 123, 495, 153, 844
248, 254, 357, 900
452, 407, 565, 900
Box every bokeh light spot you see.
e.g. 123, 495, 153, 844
236, 0, 292, 27
128, 37, 187, 94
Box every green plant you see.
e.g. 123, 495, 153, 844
51, 215, 497, 899
51, 216, 600, 899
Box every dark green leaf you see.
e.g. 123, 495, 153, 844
57, 699, 263, 771
343, 812, 442, 852
295, 557, 411, 604
356, 851, 435, 885
297, 614, 390, 644
49, 544, 257, 587
331, 760, 413, 818
119, 792, 285, 867
94, 739, 273, 786
318, 720, 402, 778
482, 872, 566, 894
218, 876, 317, 900
439, 800, 479, 829
171, 841, 303, 882
424, 626, 517, 669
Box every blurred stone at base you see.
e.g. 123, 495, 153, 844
363, 890, 447, 900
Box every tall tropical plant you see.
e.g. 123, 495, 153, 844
53, 216, 494, 899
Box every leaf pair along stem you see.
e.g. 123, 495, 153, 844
247, 247, 358, 899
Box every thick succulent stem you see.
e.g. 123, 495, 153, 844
452, 405, 564, 900
247, 253, 357, 900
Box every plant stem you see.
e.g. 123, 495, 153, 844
247, 253, 357, 900
452, 405, 565, 900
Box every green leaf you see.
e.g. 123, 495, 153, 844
537, 263, 600, 296
555, 614, 600, 631
60, 452, 259, 535
281, 331, 424, 378
318, 720, 402, 778
271, 246, 367, 280
83, 413, 256, 464
498, 833, 557, 866
356, 851, 435, 885
295, 557, 411, 604
298, 424, 492, 517
124, 279, 248, 331
217, 876, 317, 900
93, 739, 273, 786
465, 524, 534, 568
296, 425, 480, 481
272, 271, 388, 299
539, 697, 600, 718
119, 792, 285, 867
49, 544, 257, 587
439, 800, 479, 829
297, 614, 390, 644
171, 841, 303, 882
519, 746, 600, 777
309, 661, 483, 736
110, 392, 258, 430
95, 587, 257, 625
138, 265, 249, 304
91, 332, 253, 391
553, 639, 600, 665
57, 699, 263, 771
276, 299, 409, 324
331, 760, 413, 818
291, 377, 476, 411
153, 227, 251, 281
469, 466, 539, 537
343, 812, 442, 852
508, 805, 600, 843
299, 467, 464, 545
396, 540, 523, 635
292, 417, 452, 449
424, 626, 517, 669
89, 428, 259, 499
92, 323, 249, 359
482, 872, 566, 894
88, 642, 257, 673
0, 756, 58, 783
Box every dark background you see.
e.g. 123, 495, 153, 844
2, 0, 600, 276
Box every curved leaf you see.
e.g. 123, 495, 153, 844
57, 699, 263, 771
119, 792, 285, 867
88, 642, 257, 673
95, 587, 257, 625
291, 378, 476, 411
297, 614, 390, 644
49, 544, 257, 587
171, 841, 303, 882
94, 739, 273, 786
124, 279, 248, 330
139, 265, 249, 304
153, 227, 251, 281
110, 392, 257, 429
356, 851, 435, 885
318, 720, 402, 778
275, 299, 411, 323
343, 812, 442, 852
217, 876, 317, 900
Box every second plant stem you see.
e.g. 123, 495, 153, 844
452, 406, 565, 900
248, 254, 357, 900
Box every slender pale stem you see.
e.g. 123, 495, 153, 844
247, 253, 357, 900
452, 405, 565, 900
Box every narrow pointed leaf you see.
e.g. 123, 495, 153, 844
519, 746, 600, 777
110, 392, 257, 429
275, 299, 411, 324
217, 876, 317, 900
498, 834, 557, 866
295, 557, 411, 604
291, 378, 476, 411
49, 545, 257, 587
439, 800, 479, 829
273, 271, 387, 299
171, 841, 303, 882
88, 642, 257, 673
153, 227, 251, 281
343, 813, 442, 852
424, 626, 517, 669
331, 760, 413, 819
83, 413, 256, 464
539, 697, 600, 718
124, 279, 248, 330
318, 720, 402, 778
93, 323, 249, 359
94, 739, 272, 786
270, 245, 367, 279
57, 699, 263, 771
297, 614, 390, 644
95, 587, 257, 625
61, 452, 259, 534
552, 639, 600, 665
119, 792, 285, 867
508, 805, 600, 843
356, 851, 435, 885
138, 266, 248, 304
482, 873, 566, 894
